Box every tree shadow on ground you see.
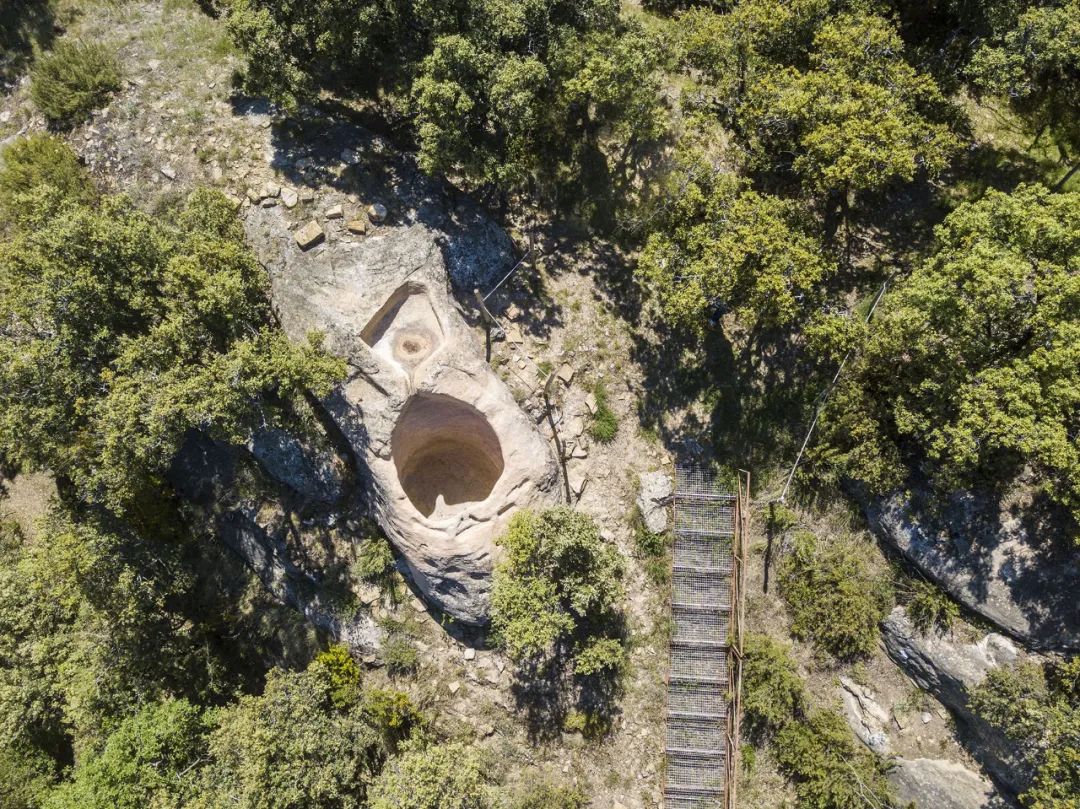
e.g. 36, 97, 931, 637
0, 0, 55, 86
510, 651, 626, 744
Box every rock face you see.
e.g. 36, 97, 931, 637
890, 758, 1000, 809
881, 607, 1030, 795
637, 471, 672, 534
838, 675, 891, 754
246, 207, 559, 624
866, 489, 1080, 651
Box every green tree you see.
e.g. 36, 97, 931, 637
196, 666, 384, 809
44, 699, 209, 809
636, 156, 833, 332
0, 146, 343, 513
227, 0, 665, 211
738, 11, 959, 201
816, 185, 1080, 532
969, 659, 1080, 806
490, 508, 625, 675
969, 0, 1080, 176
0, 511, 233, 759
368, 741, 490, 809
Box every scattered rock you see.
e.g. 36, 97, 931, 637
280, 187, 298, 208
479, 723, 495, 737
263, 182, 280, 198
160, 165, 176, 180
464, 647, 476, 661
585, 392, 598, 415
246, 187, 262, 204
410, 597, 425, 612
299, 189, 315, 203
637, 471, 673, 534
448, 681, 461, 695
260, 197, 278, 208
326, 204, 344, 219
566, 416, 585, 438
569, 472, 588, 497
557, 363, 575, 384
346, 218, 367, 235
367, 202, 387, 223
890, 758, 1001, 809
293, 220, 324, 250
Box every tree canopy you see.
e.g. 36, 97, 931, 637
227, 0, 665, 208
0, 139, 343, 514
491, 507, 625, 676
816, 184, 1080, 532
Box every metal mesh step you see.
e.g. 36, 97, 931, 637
667, 715, 726, 752
673, 605, 730, 646
672, 570, 732, 609
673, 535, 733, 571
664, 793, 724, 809
667, 751, 727, 790
668, 680, 727, 716
669, 643, 728, 682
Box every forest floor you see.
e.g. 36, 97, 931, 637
0, 0, 1045, 806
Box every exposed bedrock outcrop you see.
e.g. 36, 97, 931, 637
246, 207, 559, 624
865, 489, 1080, 651
881, 607, 1031, 796
890, 758, 1002, 809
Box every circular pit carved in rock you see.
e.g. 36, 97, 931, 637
391, 394, 505, 517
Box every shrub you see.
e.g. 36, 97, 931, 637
774, 708, 894, 809
778, 530, 893, 660
30, 40, 122, 127
362, 688, 423, 748
490, 507, 625, 674
312, 644, 363, 708
352, 535, 395, 583
0, 133, 94, 215
382, 635, 420, 678
508, 781, 587, 809
742, 634, 805, 737
632, 509, 670, 586
906, 579, 960, 635
587, 382, 618, 443
367, 741, 490, 809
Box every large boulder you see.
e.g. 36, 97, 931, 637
637, 471, 672, 534
245, 206, 559, 624
881, 607, 1030, 795
890, 758, 1002, 809
865, 489, 1080, 652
